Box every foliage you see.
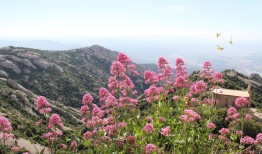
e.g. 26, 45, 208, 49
0, 53, 262, 154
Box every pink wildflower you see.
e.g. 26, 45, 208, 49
218, 135, 228, 142
209, 133, 215, 140
35, 96, 52, 114
48, 114, 63, 128
82, 94, 93, 105
190, 81, 207, 94
36, 119, 43, 127
117, 52, 132, 64
161, 126, 171, 136
147, 116, 153, 122
159, 117, 166, 122
227, 107, 237, 115
240, 136, 254, 145
246, 114, 253, 120
92, 104, 104, 118
174, 76, 187, 88
118, 122, 127, 128
70, 141, 78, 148
200, 61, 215, 79
203, 61, 212, 69
207, 122, 216, 129
145, 144, 157, 154
158, 57, 168, 71
127, 135, 135, 144
110, 61, 126, 76
212, 72, 224, 83
0, 116, 13, 132
180, 109, 201, 123
173, 96, 179, 101
219, 128, 230, 135
11, 146, 20, 152
144, 85, 160, 103
84, 131, 93, 140
235, 97, 249, 107
144, 71, 159, 84
60, 144, 67, 149
99, 87, 110, 102
175, 58, 188, 78
176, 58, 185, 66
256, 133, 262, 141
143, 123, 154, 133
80, 105, 90, 115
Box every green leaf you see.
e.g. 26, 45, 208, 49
84, 140, 92, 147
65, 136, 71, 142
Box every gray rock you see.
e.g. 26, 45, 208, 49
11, 56, 36, 69
0, 60, 21, 74
0, 70, 9, 77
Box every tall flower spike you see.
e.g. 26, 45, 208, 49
110, 61, 126, 76
82, 93, 94, 105
35, 96, 52, 114
48, 114, 63, 129
117, 52, 132, 64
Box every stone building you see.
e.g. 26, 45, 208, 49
212, 85, 251, 108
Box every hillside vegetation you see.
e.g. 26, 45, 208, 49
0, 49, 261, 154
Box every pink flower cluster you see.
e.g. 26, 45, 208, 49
145, 144, 157, 154
226, 107, 240, 121
240, 136, 255, 145
256, 133, 262, 142
219, 128, 230, 135
158, 57, 168, 72
174, 76, 187, 88
180, 109, 201, 123
239, 133, 262, 145
11, 146, 20, 152
189, 81, 207, 95
0, 116, 13, 132
200, 61, 215, 79
144, 85, 161, 103
42, 130, 63, 142
144, 71, 159, 84
0, 116, 14, 140
48, 114, 63, 129
246, 114, 252, 120
212, 72, 224, 83
207, 122, 216, 129
110, 61, 126, 76
117, 52, 132, 64
161, 126, 171, 136
35, 96, 52, 114
82, 93, 94, 105
175, 58, 188, 79
235, 97, 249, 107
127, 135, 135, 144
143, 123, 155, 133
117, 52, 138, 75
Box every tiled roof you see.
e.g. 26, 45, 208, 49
212, 88, 249, 97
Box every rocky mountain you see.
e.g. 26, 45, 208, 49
0, 45, 153, 108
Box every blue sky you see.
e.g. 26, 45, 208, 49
1, 0, 262, 41
1, 0, 262, 74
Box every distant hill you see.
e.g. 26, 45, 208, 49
0, 45, 154, 108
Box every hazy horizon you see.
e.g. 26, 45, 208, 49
0, 0, 261, 75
